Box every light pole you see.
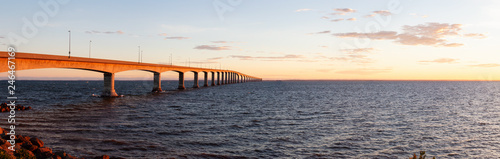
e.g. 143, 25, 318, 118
68, 30, 71, 58
138, 46, 140, 63
89, 40, 92, 58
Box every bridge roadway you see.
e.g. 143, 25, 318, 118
0, 52, 262, 97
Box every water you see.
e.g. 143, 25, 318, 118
1, 80, 499, 158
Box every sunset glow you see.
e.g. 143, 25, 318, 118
1, 0, 499, 80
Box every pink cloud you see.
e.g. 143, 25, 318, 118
331, 18, 344, 22
194, 45, 231, 51
164, 37, 190, 40
333, 23, 484, 47
332, 8, 356, 15
469, 64, 500, 67
347, 18, 357, 21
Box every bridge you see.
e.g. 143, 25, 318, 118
0, 51, 262, 97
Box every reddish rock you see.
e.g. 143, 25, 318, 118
30, 137, 44, 147
21, 142, 38, 151
94, 155, 110, 159
34, 147, 53, 159
15, 135, 31, 144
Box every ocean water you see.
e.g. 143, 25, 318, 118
1, 80, 499, 158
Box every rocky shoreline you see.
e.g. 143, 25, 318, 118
0, 127, 124, 159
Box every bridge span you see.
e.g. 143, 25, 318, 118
0, 52, 262, 97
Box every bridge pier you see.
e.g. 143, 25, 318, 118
152, 72, 162, 92
225, 72, 228, 84
178, 72, 185, 90
193, 72, 199, 88
211, 72, 216, 86
102, 73, 118, 97
217, 72, 221, 85
203, 72, 209, 87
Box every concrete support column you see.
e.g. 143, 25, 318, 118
228, 73, 231, 84
102, 73, 118, 97
178, 72, 185, 90
217, 72, 221, 85
224, 72, 228, 84
203, 72, 209, 87
152, 72, 162, 92
193, 72, 199, 88
211, 72, 215, 86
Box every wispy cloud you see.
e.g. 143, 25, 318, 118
315, 31, 331, 34
419, 58, 458, 64
295, 8, 313, 12
164, 37, 190, 40
365, 10, 392, 17
469, 63, 500, 67
211, 41, 238, 44
409, 13, 429, 18
85, 30, 124, 35
230, 54, 304, 61
341, 48, 375, 53
336, 68, 392, 75
346, 18, 357, 21
194, 45, 231, 51
464, 33, 487, 39
158, 33, 190, 40
317, 69, 334, 73
331, 8, 356, 15
331, 18, 344, 22
333, 23, 486, 47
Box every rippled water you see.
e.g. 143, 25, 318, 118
1, 81, 499, 158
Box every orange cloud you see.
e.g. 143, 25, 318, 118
332, 8, 356, 15
333, 23, 484, 47
419, 58, 458, 64
194, 45, 231, 51
347, 18, 357, 21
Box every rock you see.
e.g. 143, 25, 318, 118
14, 148, 36, 159
94, 155, 110, 159
0, 149, 15, 159
15, 135, 31, 144
21, 142, 38, 151
30, 137, 44, 147
34, 147, 53, 159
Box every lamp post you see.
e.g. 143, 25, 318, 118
89, 40, 92, 58
138, 46, 141, 63
68, 30, 71, 58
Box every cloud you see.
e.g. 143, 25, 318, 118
194, 45, 231, 51
321, 16, 330, 19
211, 41, 238, 43
365, 10, 392, 17
336, 68, 392, 75
85, 30, 124, 35
315, 31, 331, 34
410, 13, 429, 18
464, 33, 487, 39
164, 37, 190, 40
331, 8, 356, 15
230, 54, 304, 61
158, 33, 168, 36
346, 18, 357, 21
333, 23, 485, 47
341, 48, 375, 53
207, 57, 223, 61
295, 8, 313, 12
469, 64, 500, 67
334, 31, 398, 40
419, 58, 458, 64
373, 10, 392, 16
331, 18, 344, 22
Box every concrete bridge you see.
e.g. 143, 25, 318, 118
0, 52, 262, 97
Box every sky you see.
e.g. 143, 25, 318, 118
1, 0, 499, 80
